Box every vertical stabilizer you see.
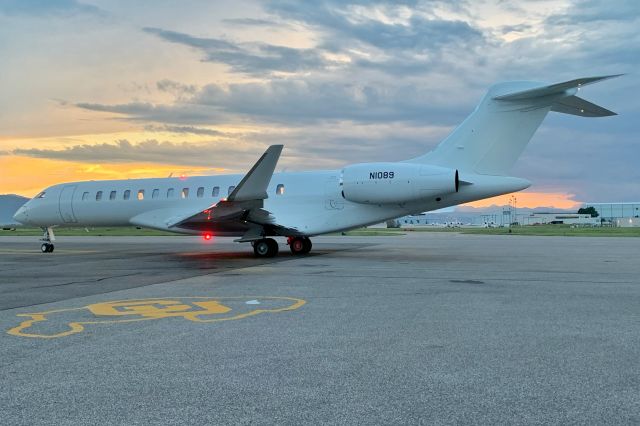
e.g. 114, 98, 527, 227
409, 75, 620, 175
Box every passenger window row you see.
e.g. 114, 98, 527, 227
80, 184, 285, 201
80, 186, 231, 201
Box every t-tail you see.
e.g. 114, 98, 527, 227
408, 75, 621, 175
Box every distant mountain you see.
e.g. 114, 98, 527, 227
0, 194, 29, 228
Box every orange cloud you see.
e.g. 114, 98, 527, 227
0, 156, 220, 197
465, 191, 582, 209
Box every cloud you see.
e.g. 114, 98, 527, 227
11, 139, 259, 168
143, 1, 485, 77
0, 0, 103, 17
143, 27, 332, 76
222, 18, 288, 27
143, 125, 233, 137
156, 80, 198, 98
75, 78, 471, 125
74, 101, 227, 124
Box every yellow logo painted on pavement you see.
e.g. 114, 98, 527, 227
7, 296, 305, 339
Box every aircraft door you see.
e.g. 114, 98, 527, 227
59, 185, 78, 223
324, 178, 344, 210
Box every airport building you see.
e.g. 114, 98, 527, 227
585, 202, 640, 221
522, 213, 598, 226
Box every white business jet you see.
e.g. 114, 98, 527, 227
13, 76, 619, 256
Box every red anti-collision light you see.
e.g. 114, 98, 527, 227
203, 233, 212, 241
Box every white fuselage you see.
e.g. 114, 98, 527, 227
13, 169, 529, 236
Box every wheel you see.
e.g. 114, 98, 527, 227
289, 237, 305, 254
301, 238, 312, 254
289, 237, 312, 255
253, 238, 278, 258
266, 238, 278, 256
49, 244, 54, 253
41, 243, 54, 253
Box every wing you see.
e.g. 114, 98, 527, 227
130, 145, 303, 240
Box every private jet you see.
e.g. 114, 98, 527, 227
13, 75, 619, 256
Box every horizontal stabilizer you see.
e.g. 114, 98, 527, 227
493, 74, 622, 101
551, 95, 616, 117
228, 145, 283, 202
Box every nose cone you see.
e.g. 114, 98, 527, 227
13, 205, 29, 224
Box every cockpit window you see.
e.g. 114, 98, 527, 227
35, 192, 46, 199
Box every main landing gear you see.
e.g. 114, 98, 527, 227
252, 238, 279, 258
288, 237, 312, 255
251, 237, 313, 258
40, 227, 55, 253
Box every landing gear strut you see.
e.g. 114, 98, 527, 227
288, 237, 312, 255
40, 227, 55, 253
253, 238, 279, 258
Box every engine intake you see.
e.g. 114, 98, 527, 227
341, 163, 458, 204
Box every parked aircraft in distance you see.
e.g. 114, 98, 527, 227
14, 75, 620, 256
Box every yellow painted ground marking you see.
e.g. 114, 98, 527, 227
7, 296, 306, 339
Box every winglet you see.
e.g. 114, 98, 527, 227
227, 145, 283, 202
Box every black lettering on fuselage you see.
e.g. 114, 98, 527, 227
369, 171, 395, 179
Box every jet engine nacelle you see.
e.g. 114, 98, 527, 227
341, 163, 458, 204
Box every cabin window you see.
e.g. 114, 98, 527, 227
82, 192, 89, 201
167, 188, 175, 198
123, 190, 131, 200
197, 187, 204, 198
35, 191, 46, 198
137, 190, 145, 200
181, 188, 189, 199
212, 186, 219, 197
96, 191, 103, 201
228, 186, 235, 196
109, 191, 116, 200
276, 184, 285, 195
152, 189, 159, 199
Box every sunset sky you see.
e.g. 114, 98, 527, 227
1, 0, 638, 209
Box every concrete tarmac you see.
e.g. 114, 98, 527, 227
1, 233, 639, 424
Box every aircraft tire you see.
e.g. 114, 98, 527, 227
254, 238, 278, 257
41, 243, 54, 253
301, 238, 312, 254
289, 237, 312, 255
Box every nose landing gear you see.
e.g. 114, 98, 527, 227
40, 227, 55, 253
